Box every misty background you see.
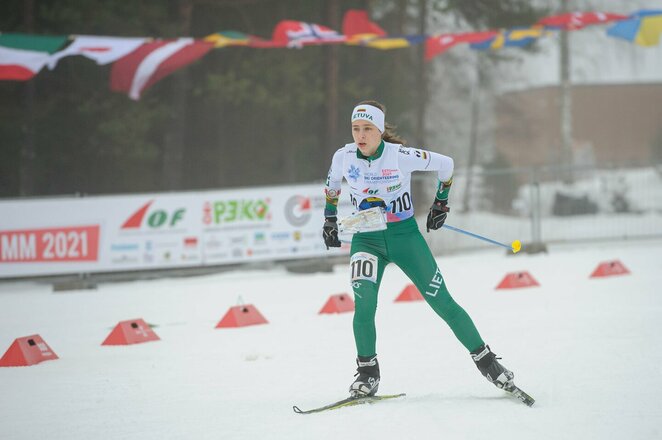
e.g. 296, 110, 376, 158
2, 0, 660, 203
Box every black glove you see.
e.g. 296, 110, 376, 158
426, 198, 450, 232
322, 217, 341, 249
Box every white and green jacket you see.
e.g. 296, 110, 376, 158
324, 140, 454, 222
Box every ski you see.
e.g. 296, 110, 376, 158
293, 393, 406, 414
504, 384, 535, 407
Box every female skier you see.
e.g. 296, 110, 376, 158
323, 100, 515, 398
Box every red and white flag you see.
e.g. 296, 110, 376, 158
271, 20, 346, 48
48, 36, 147, 69
0, 34, 66, 81
538, 12, 627, 30
342, 10, 387, 44
425, 31, 498, 60
0, 46, 52, 80
110, 38, 213, 100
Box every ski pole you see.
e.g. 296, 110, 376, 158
441, 224, 521, 254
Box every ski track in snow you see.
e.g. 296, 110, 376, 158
1, 239, 661, 440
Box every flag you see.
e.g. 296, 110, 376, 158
538, 12, 627, 30
363, 35, 426, 50
425, 31, 497, 60
342, 9, 387, 44
47, 36, 147, 69
110, 38, 213, 100
341, 10, 422, 50
204, 31, 274, 49
270, 20, 346, 48
0, 33, 67, 80
204, 31, 252, 48
470, 27, 547, 51
607, 10, 662, 47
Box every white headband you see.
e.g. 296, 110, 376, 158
351, 104, 385, 133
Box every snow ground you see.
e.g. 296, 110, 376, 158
0, 238, 661, 440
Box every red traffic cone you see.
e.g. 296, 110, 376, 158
496, 271, 540, 289
102, 319, 160, 345
394, 284, 424, 302
0, 335, 58, 367
590, 260, 630, 278
216, 304, 268, 328
319, 293, 355, 314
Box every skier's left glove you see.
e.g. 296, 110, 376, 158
322, 217, 341, 249
426, 198, 450, 232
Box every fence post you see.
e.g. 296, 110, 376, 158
527, 167, 547, 253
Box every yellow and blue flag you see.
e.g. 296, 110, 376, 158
204, 31, 252, 48
607, 10, 662, 47
362, 35, 426, 50
470, 26, 547, 51
471, 26, 547, 50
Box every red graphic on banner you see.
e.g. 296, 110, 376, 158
121, 200, 154, 229
0, 225, 100, 263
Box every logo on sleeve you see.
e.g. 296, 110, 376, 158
325, 188, 339, 198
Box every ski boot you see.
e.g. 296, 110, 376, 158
349, 355, 380, 397
470, 344, 514, 389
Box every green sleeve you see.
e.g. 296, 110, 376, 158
324, 189, 340, 218
435, 177, 453, 201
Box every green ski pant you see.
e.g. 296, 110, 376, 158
349, 217, 484, 357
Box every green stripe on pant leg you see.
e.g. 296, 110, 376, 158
350, 233, 388, 358
352, 277, 380, 357
389, 225, 485, 352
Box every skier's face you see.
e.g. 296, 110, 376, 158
352, 120, 382, 156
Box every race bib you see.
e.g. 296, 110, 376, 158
350, 252, 378, 283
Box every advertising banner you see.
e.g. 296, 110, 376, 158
0, 184, 353, 278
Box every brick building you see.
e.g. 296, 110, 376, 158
494, 83, 662, 168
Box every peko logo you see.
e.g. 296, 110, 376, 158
386, 183, 402, 192
121, 200, 186, 230
203, 199, 271, 225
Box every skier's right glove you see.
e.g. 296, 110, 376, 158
426, 197, 450, 232
322, 217, 341, 249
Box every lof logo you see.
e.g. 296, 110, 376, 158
121, 201, 185, 230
